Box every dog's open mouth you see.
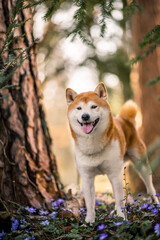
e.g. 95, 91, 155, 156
78, 118, 99, 134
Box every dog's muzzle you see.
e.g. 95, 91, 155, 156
77, 118, 99, 134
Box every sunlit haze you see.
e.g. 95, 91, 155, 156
34, 4, 123, 93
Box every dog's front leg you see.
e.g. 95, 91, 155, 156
108, 173, 125, 219
81, 176, 95, 223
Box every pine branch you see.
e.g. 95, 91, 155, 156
0, 0, 35, 91
147, 76, 160, 86
43, 0, 61, 20
130, 39, 160, 65
130, 26, 160, 90
0, 48, 31, 89
67, 0, 92, 45
139, 25, 160, 49
0, 84, 19, 91
124, 0, 143, 19
99, 0, 114, 37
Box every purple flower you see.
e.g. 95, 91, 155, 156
39, 210, 49, 215
152, 208, 159, 214
20, 219, 27, 224
155, 193, 159, 197
41, 220, 50, 225
141, 203, 148, 209
121, 198, 126, 202
98, 233, 108, 240
126, 221, 130, 226
68, 209, 74, 213
50, 212, 57, 219
154, 223, 160, 236
79, 207, 84, 212
148, 205, 153, 210
136, 207, 141, 211
137, 193, 142, 197
113, 221, 123, 226
52, 201, 59, 208
79, 208, 86, 215
52, 198, 64, 208
97, 224, 107, 230
121, 206, 126, 210
95, 199, 100, 205
0, 230, 6, 239
11, 218, 19, 231
57, 198, 64, 204
157, 204, 160, 208
24, 237, 35, 240
50, 198, 55, 202
145, 197, 151, 202
27, 207, 36, 213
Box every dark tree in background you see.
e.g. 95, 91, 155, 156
0, 0, 62, 208
129, 0, 160, 192
132, 0, 160, 146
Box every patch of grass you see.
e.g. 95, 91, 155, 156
0, 193, 160, 239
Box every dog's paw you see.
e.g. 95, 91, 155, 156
85, 214, 95, 224
111, 208, 126, 220
152, 195, 159, 204
117, 211, 126, 219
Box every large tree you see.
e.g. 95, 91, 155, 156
129, 0, 160, 192
0, 0, 62, 209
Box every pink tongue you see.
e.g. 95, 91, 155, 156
82, 123, 93, 134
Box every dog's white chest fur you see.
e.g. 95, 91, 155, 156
75, 139, 123, 176
76, 133, 107, 156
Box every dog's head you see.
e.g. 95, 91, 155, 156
66, 83, 111, 137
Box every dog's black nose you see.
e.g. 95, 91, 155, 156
82, 113, 90, 121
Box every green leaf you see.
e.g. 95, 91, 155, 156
15, 233, 30, 240
147, 76, 160, 86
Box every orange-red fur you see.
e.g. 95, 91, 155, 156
67, 91, 144, 159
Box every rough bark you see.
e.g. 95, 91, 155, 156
129, 0, 160, 193
0, 0, 62, 209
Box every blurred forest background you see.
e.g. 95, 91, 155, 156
0, 0, 160, 208
36, 0, 133, 193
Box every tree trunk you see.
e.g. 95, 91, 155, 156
129, 0, 160, 193
0, 0, 62, 209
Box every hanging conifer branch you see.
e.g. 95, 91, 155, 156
124, 0, 143, 18
0, 0, 33, 91
99, 0, 114, 37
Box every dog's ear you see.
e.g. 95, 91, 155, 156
66, 88, 78, 105
94, 82, 107, 100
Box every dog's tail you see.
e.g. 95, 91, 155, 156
119, 100, 138, 125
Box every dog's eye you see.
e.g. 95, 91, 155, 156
91, 105, 97, 109
77, 106, 82, 110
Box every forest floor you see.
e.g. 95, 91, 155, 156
0, 191, 160, 240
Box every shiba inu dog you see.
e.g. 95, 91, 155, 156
66, 82, 158, 223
